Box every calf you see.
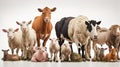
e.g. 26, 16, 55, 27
2, 49, 20, 61
61, 43, 71, 61
49, 38, 60, 62
104, 48, 118, 62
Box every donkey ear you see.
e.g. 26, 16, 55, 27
2, 29, 8, 33
51, 7, 56, 12
38, 8, 43, 12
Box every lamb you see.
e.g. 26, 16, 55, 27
92, 25, 120, 61
16, 20, 36, 60
31, 47, 48, 62
49, 38, 60, 62
2, 49, 20, 61
104, 48, 118, 62
2, 28, 23, 55
61, 43, 71, 62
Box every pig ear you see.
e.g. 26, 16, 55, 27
2, 29, 8, 33
14, 28, 19, 32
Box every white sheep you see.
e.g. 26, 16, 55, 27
49, 38, 60, 62
16, 20, 36, 59
2, 28, 23, 55
61, 43, 71, 61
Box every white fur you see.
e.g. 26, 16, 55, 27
3, 28, 23, 55
16, 21, 36, 59
68, 15, 91, 60
49, 38, 60, 62
61, 43, 71, 61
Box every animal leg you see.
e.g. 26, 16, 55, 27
43, 35, 50, 47
55, 53, 58, 62
50, 53, 53, 62
61, 54, 65, 62
85, 44, 90, 61
16, 48, 19, 55
69, 42, 73, 52
59, 39, 64, 59
68, 54, 71, 62
92, 42, 97, 61
37, 33, 40, 47
11, 49, 14, 55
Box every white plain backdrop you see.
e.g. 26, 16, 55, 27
0, 0, 120, 59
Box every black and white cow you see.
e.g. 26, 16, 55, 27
55, 15, 101, 61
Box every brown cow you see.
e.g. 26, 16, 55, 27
32, 7, 56, 47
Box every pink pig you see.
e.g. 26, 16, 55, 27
31, 47, 48, 62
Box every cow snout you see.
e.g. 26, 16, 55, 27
44, 17, 49, 22
94, 35, 97, 39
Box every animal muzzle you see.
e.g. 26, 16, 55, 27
93, 35, 97, 39
44, 17, 50, 22
22, 28, 26, 32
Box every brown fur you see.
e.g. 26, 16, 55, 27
92, 25, 120, 61
107, 25, 120, 50
2, 49, 19, 61
32, 7, 56, 47
104, 48, 118, 62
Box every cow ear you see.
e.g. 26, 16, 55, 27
16, 21, 22, 26
14, 28, 19, 32
2, 29, 8, 33
28, 20, 32, 25
38, 8, 43, 12
51, 7, 56, 12
85, 21, 89, 26
97, 21, 101, 25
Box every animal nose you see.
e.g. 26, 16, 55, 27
94, 35, 97, 39
9, 36, 12, 39
23, 28, 26, 32
44, 17, 49, 22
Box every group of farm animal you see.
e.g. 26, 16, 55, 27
1, 7, 120, 62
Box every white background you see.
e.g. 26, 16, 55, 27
0, 0, 120, 59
